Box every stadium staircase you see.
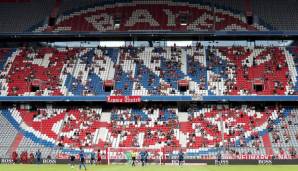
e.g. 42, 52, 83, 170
262, 133, 274, 155
7, 133, 23, 155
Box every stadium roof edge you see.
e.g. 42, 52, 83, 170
1, 31, 298, 42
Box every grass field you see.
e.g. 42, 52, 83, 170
0, 165, 298, 171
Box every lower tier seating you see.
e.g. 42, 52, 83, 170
0, 104, 297, 159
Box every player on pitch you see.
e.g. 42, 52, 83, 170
79, 148, 87, 170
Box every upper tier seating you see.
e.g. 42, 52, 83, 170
36, 1, 266, 33
2, 0, 298, 32
0, 0, 54, 32
0, 46, 297, 96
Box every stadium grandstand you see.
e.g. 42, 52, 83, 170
0, 0, 298, 171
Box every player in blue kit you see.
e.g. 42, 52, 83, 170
140, 150, 148, 166
35, 149, 42, 164
90, 151, 96, 165
178, 150, 184, 166
79, 148, 87, 170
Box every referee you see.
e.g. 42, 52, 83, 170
131, 151, 137, 166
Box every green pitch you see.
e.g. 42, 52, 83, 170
0, 165, 298, 171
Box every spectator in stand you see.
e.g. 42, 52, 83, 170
279, 147, 285, 155
289, 147, 297, 158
